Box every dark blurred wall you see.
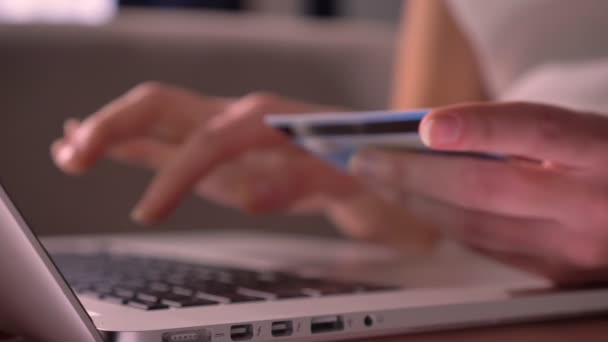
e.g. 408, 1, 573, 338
120, 0, 243, 10
119, 0, 344, 18
304, 0, 338, 17
119, 1, 401, 22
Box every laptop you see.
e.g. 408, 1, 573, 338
2, 179, 608, 342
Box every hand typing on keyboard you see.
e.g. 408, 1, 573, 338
50, 83, 437, 250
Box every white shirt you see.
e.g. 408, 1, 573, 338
446, 0, 608, 112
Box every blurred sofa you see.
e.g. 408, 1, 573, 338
0, 9, 396, 236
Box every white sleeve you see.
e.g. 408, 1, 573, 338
500, 59, 608, 114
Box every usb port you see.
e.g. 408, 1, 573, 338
310, 316, 344, 334
271, 321, 293, 337
230, 324, 253, 341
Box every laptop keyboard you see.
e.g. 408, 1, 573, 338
53, 254, 397, 311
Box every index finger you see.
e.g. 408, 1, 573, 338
421, 102, 608, 167
130, 109, 287, 224
62, 83, 223, 172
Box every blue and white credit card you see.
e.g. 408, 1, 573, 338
265, 110, 430, 169
265, 109, 504, 169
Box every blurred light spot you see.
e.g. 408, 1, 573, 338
0, 0, 117, 25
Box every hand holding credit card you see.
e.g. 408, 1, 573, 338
265, 109, 502, 169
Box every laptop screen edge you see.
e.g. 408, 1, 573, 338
0, 184, 105, 342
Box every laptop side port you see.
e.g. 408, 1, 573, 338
162, 330, 210, 342
271, 321, 293, 337
230, 324, 253, 341
310, 316, 344, 334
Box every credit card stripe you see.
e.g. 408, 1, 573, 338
276, 125, 295, 138
266, 110, 429, 126
274, 120, 421, 138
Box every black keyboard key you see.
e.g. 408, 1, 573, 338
127, 299, 169, 311
170, 298, 219, 308
136, 290, 167, 303
194, 292, 231, 304
186, 281, 239, 296
160, 293, 218, 308
148, 282, 171, 292
195, 291, 263, 304
190, 285, 241, 299
256, 272, 283, 283
237, 287, 307, 300
246, 291, 273, 300
101, 294, 129, 305
122, 279, 147, 288
228, 295, 265, 303
114, 286, 140, 298
215, 272, 234, 284
172, 286, 194, 296
159, 293, 195, 307
301, 282, 360, 296
236, 281, 310, 300
357, 284, 400, 292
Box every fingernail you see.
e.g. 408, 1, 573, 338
57, 145, 76, 164
131, 206, 154, 225
73, 125, 92, 149
349, 150, 395, 180
420, 114, 463, 148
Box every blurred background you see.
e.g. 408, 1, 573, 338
0, 0, 401, 236
0, 0, 403, 24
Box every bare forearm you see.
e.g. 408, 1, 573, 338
391, 0, 486, 109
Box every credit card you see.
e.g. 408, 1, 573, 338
265, 110, 502, 169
